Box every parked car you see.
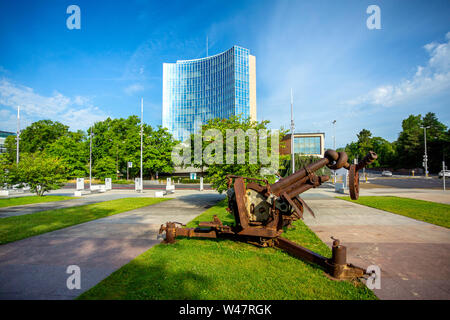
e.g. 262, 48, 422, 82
381, 170, 393, 177
438, 171, 450, 178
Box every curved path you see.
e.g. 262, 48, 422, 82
0, 193, 225, 299
302, 191, 450, 300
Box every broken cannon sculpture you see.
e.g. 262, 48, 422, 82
159, 149, 377, 280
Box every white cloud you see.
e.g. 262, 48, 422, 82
0, 78, 107, 131
346, 32, 450, 107
124, 83, 144, 95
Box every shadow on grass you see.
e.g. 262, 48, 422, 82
0, 207, 119, 245
78, 244, 214, 300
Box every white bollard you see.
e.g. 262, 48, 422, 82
200, 177, 204, 191
135, 178, 143, 192
76, 178, 84, 191
105, 178, 112, 190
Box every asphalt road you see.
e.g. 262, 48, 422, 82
369, 177, 447, 189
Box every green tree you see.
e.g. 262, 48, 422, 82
395, 112, 448, 172
143, 126, 177, 179
184, 116, 285, 193
421, 112, 449, 172
371, 137, 396, 167
0, 154, 13, 189
87, 116, 177, 179
93, 156, 116, 179
47, 131, 88, 178
10, 152, 67, 196
343, 129, 396, 168
4, 120, 69, 163
396, 115, 423, 169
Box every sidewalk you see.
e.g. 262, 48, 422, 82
0, 193, 225, 299
0, 189, 221, 218
301, 188, 450, 300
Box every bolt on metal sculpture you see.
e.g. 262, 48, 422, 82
159, 149, 378, 280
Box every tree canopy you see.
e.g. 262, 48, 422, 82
181, 116, 286, 193
341, 112, 448, 172
2, 116, 178, 180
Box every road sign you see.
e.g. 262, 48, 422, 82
128, 162, 133, 168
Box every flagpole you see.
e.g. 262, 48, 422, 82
16, 106, 20, 164
290, 89, 295, 174
140, 97, 143, 192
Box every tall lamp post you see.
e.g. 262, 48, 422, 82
290, 89, 295, 174
89, 126, 93, 189
140, 97, 144, 192
421, 125, 430, 178
332, 120, 336, 183
16, 106, 20, 165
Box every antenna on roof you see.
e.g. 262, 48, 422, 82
206, 36, 208, 57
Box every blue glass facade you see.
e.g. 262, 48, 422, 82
294, 136, 322, 155
163, 46, 255, 141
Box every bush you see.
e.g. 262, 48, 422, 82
10, 152, 67, 196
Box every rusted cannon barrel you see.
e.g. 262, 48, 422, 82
270, 149, 348, 195
356, 151, 378, 171
286, 175, 330, 198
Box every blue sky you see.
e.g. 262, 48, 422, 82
0, 0, 449, 148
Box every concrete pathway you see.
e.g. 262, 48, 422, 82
0, 193, 225, 299
0, 189, 221, 218
302, 195, 450, 300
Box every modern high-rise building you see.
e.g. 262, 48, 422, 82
163, 45, 256, 141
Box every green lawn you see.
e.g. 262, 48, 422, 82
78, 200, 376, 300
337, 196, 450, 228
0, 197, 169, 244
0, 195, 75, 208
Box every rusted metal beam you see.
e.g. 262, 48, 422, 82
275, 237, 329, 269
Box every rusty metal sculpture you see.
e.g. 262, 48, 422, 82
159, 149, 377, 280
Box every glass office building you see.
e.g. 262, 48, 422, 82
0, 131, 15, 154
163, 45, 256, 141
281, 133, 325, 157
294, 136, 322, 155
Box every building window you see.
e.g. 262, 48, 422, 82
294, 136, 321, 155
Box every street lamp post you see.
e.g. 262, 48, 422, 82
422, 126, 430, 178
332, 120, 336, 183
290, 89, 295, 174
89, 126, 93, 189
16, 106, 20, 165
140, 97, 143, 192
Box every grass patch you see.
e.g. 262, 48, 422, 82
0, 195, 75, 208
78, 200, 376, 300
337, 196, 450, 228
0, 197, 169, 244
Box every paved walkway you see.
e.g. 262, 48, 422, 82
0, 189, 221, 218
302, 192, 450, 300
0, 193, 225, 299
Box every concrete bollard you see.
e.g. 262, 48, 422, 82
135, 178, 143, 192
76, 178, 84, 191
105, 178, 112, 190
